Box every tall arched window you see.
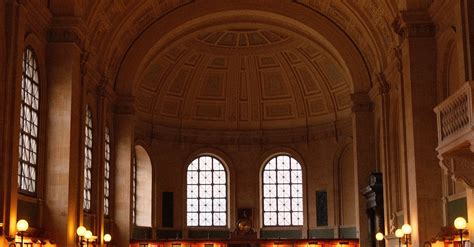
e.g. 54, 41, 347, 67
262, 155, 303, 226
104, 126, 111, 216
83, 106, 93, 211
18, 48, 40, 194
186, 155, 227, 227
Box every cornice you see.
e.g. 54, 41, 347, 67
133, 118, 352, 145
47, 17, 86, 49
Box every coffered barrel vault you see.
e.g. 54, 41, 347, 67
135, 24, 352, 131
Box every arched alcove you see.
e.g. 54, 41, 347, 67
134, 145, 153, 227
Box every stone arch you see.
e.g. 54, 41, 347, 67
332, 137, 354, 231
113, 1, 371, 98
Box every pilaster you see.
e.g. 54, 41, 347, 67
351, 92, 376, 247
45, 25, 83, 246
393, 10, 442, 246
113, 99, 135, 247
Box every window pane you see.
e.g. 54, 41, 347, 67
262, 155, 304, 226
18, 48, 40, 194
213, 198, 226, 212
278, 212, 291, 226
186, 155, 228, 226
213, 185, 226, 198
187, 213, 198, 226
213, 171, 226, 184
213, 212, 226, 226
264, 212, 277, 226
199, 185, 212, 198
187, 199, 198, 212
104, 126, 111, 216
187, 171, 199, 184
199, 213, 212, 226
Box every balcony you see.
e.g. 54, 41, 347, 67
434, 81, 474, 155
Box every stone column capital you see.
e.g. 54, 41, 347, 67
393, 10, 436, 40
114, 96, 136, 115
47, 18, 86, 49
369, 73, 391, 100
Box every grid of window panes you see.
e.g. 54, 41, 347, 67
18, 48, 40, 194
104, 126, 111, 216
186, 156, 227, 227
83, 106, 93, 211
132, 151, 137, 225
262, 155, 303, 226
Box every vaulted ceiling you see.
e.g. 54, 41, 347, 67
39, 0, 434, 132
135, 25, 351, 130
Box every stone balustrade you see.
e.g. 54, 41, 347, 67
434, 81, 474, 152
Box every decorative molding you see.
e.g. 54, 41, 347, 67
47, 28, 85, 48
393, 11, 436, 40
369, 73, 391, 100
134, 118, 352, 145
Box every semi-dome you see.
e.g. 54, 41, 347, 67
134, 24, 352, 131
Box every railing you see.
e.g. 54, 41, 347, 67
434, 81, 474, 149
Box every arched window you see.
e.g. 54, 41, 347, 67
18, 48, 40, 194
186, 155, 227, 227
104, 126, 111, 216
133, 145, 152, 227
83, 106, 93, 211
262, 155, 303, 226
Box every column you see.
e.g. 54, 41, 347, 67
113, 98, 135, 247
393, 11, 443, 246
45, 27, 83, 246
351, 93, 376, 247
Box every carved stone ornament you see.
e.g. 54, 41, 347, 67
393, 11, 436, 40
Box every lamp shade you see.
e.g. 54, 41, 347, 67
84, 230, 93, 240
375, 232, 384, 241
401, 224, 412, 235
104, 233, 112, 242
454, 217, 467, 230
76, 226, 87, 237
16, 219, 29, 232
395, 229, 404, 238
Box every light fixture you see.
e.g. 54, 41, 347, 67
401, 224, 412, 235
454, 217, 467, 245
84, 230, 93, 247
395, 229, 404, 238
375, 232, 384, 241
395, 228, 403, 247
395, 224, 411, 247
16, 219, 29, 232
76, 226, 86, 237
104, 233, 112, 246
16, 219, 29, 247
76, 226, 87, 247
